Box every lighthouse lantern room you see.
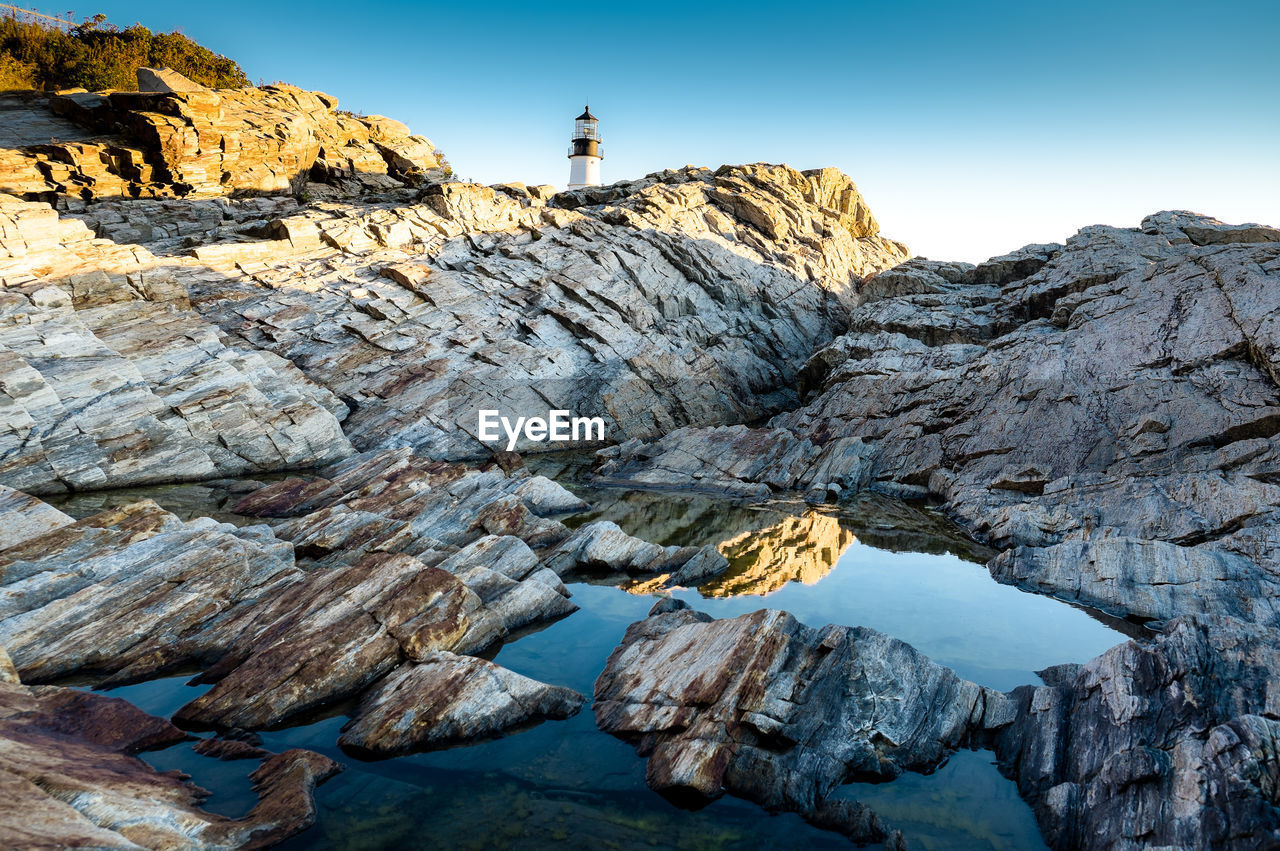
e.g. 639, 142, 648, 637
567, 105, 603, 189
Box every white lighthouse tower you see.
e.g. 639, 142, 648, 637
567, 105, 603, 189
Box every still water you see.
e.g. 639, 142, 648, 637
81, 461, 1139, 850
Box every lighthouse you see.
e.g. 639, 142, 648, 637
567, 105, 603, 189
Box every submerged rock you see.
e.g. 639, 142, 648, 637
0, 672, 341, 849
594, 600, 1009, 843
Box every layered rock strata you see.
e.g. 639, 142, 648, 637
594, 212, 1280, 621
0, 454, 588, 749
0, 81, 443, 201
994, 615, 1280, 849
185, 163, 909, 459
338, 650, 585, 757
0, 193, 352, 494
595, 600, 1011, 844
3, 158, 908, 493
0, 667, 342, 849
593, 212, 1280, 847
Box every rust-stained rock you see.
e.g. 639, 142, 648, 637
0, 678, 340, 849
173, 552, 503, 730
0, 488, 571, 734
339, 651, 584, 757
0, 484, 73, 550
0, 500, 303, 683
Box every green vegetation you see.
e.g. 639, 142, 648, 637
0, 12, 249, 92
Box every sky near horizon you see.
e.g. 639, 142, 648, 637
39, 0, 1280, 262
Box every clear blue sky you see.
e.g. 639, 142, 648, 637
40, 0, 1280, 262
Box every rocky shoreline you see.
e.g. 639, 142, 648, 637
1, 70, 1277, 849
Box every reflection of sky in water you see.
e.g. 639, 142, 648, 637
88, 468, 1144, 850
680, 537, 1129, 692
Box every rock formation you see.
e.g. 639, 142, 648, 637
0, 454, 587, 745
0, 194, 352, 494
4, 65, 1276, 849
0, 666, 342, 848
542, 520, 729, 588
0, 82, 443, 202
338, 650, 585, 757
995, 616, 1280, 849
594, 599, 1011, 843
4, 85, 910, 494
592, 211, 1280, 847
187, 162, 909, 460
595, 212, 1280, 622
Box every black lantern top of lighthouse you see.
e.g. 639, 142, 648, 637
569, 105, 603, 160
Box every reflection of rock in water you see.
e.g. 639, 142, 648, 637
840, 493, 997, 564
699, 511, 855, 597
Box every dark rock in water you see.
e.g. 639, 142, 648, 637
193, 735, 271, 761
0, 671, 340, 848
994, 615, 1280, 849
338, 650, 585, 757
593, 600, 1011, 843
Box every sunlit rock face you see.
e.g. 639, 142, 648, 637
699, 510, 855, 597
3, 154, 908, 491
0, 83, 444, 202
185, 163, 909, 460
0, 195, 353, 495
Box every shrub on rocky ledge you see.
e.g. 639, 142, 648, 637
0, 13, 249, 92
